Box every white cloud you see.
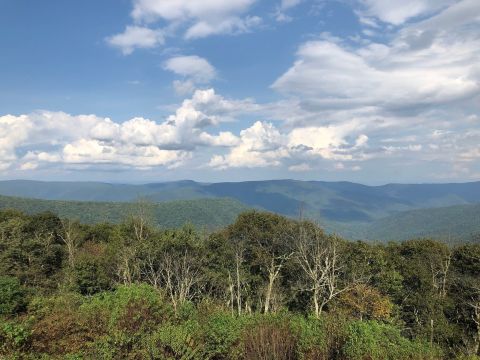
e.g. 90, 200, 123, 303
288, 162, 311, 172
106, 26, 164, 55
172, 80, 196, 96
208, 119, 373, 170
164, 55, 216, 82
275, 0, 302, 22
0, 89, 260, 172
280, 0, 302, 10
131, 0, 257, 23
209, 121, 288, 169
359, 0, 455, 25
164, 55, 217, 94
106, 0, 260, 51
184, 15, 261, 39
272, 38, 479, 111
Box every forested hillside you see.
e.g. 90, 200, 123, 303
1, 209, 479, 359
364, 203, 480, 242
1, 180, 479, 224
1, 193, 480, 242
0, 195, 248, 229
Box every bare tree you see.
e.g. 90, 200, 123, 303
60, 219, 81, 268
468, 286, 480, 355
117, 198, 153, 285
430, 248, 452, 298
140, 253, 162, 289
159, 249, 202, 314
296, 223, 359, 318
130, 197, 153, 243
117, 246, 139, 285
234, 244, 245, 315
263, 250, 294, 313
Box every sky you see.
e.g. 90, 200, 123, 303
0, 0, 479, 184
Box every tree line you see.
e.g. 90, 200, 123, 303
0, 207, 479, 359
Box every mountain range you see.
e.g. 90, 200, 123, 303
0, 179, 479, 242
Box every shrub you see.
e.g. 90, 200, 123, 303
241, 314, 297, 360
0, 276, 27, 316
0, 320, 32, 355
143, 321, 205, 360
202, 311, 247, 359
342, 320, 442, 360
291, 316, 328, 360
83, 284, 174, 335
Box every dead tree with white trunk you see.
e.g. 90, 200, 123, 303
60, 219, 81, 268
159, 248, 202, 314
296, 222, 362, 318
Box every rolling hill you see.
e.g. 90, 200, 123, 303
362, 203, 480, 243
0, 179, 479, 222
0, 195, 249, 230
0, 179, 479, 242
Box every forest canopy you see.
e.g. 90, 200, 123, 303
0, 208, 479, 359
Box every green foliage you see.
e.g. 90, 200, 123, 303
343, 321, 442, 360
201, 311, 247, 359
290, 315, 329, 359
0, 320, 32, 354
82, 284, 174, 334
145, 322, 205, 360
0, 276, 27, 316
365, 203, 480, 243
0, 208, 479, 359
72, 242, 113, 295
0, 195, 249, 230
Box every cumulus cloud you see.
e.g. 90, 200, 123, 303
272, 38, 479, 111
106, 26, 164, 55
208, 120, 375, 170
164, 55, 216, 82
164, 55, 217, 94
107, 0, 260, 53
0, 89, 263, 172
209, 121, 288, 169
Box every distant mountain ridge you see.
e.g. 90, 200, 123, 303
0, 179, 478, 223
0, 178, 479, 242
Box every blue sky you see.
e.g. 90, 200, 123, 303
0, 0, 479, 184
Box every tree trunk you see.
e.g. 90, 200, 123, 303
264, 271, 275, 313
236, 252, 242, 316
313, 286, 320, 318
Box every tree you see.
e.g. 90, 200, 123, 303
227, 211, 296, 313
337, 283, 393, 321
116, 199, 154, 285
157, 227, 204, 313
60, 219, 82, 268
296, 222, 360, 318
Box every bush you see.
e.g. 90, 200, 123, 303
241, 314, 297, 360
342, 320, 442, 360
0, 276, 27, 316
143, 321, 204, 360
83, 284, 174, 335
291, 316, 328, 360
202, 311, 247, 359
0, 320, 32, 355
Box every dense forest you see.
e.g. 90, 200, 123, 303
1, 193, 480, 244
1, 207, 479, 359
0, 195, 248, 230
